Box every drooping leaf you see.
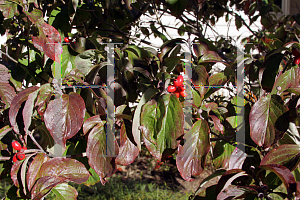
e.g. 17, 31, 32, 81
159, 39, 183, 62
228, 147, 247, 170
213, 141, 235, 169
140, 94, 184, 161
193, 42, 209, 58
27, 153, 50, 192
176, 119, 210, 181
44, 92, 86, 147
132, 88, 159, 150
259, 53, 284, 92
31, 176, 65, 200
192, 65, 209, 97
260, 144, 300, 171
216, 169, 248, 194
85, 117, 118, 185
210, 115, 224, 134
260, 164, 297, 195
116, 122, 139, 165
50, 183, 78, 200
10, 160, 23, 187
9, 86, 39, 134
23, 90, 39, 133
0, 83, 16, 110
20, 153, 38, 196
250, 94, 289, 148
217, 185, 257, 200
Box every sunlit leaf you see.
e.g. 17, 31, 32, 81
260, 144, 300, 171
50, 183, 78, 200
250, 94, 288, 148
140, 94, 184, 161
176, 119, 210, 181
44, 92, 85, 147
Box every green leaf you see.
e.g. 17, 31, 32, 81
213, 141, 235, 169
208, 73, 227, 86
140, 94, 184, 161
271, 66, 300, 95
193, 42, 209, 58
235, 18, 242, 30
199, 51, 222, 63
75, 49, 104, 76
167, 0, 188, 17
50, 183, 78, 200
132, 88, 159, 150
0, 2, 18, 19
260, 164, 297, 195
176, 119, 210, 181
250, 94, 289, 148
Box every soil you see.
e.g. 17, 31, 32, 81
111, 152, 219, 195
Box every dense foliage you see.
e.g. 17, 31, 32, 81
0, 0, 300, 199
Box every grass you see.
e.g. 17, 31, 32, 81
44, 175, 192, 200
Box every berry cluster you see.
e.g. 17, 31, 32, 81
12, 141, 27, 162
292, 48, 300, 65
167, 75, 186, 98
64, 37, 75, 44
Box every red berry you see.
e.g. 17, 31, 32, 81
292, 48, 300, 57
177, 75, 184, 85
167, 85, 176, 93
173, 79, 181, 87
22, 146, 27, 150
179, 90, 186, 97
64, 37, 70, 43
16, 152, 25, 160
174, 92, 180, 98
12, 154, 17, 162
178, 85, 185, 91
294, 57, 300, 65
12, 141, 22, 151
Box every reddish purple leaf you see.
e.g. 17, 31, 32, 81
260, 144, 300, 171
217, 185, 257, 200
44, 92, 85, 148
216, 169, 245, 194
192, 65, 209, 97
37, 157, 90, 183
176, 119, 210, 181
260, 164, 297, 194
83, 115, 103, 135
31, 176, 65, 200
116, 122, 139, 165
193, 42, 209, 57
10, 160, 23, 187
34, 83, 53, 120
0, 64, 11, 83
24, 9, 62, 61
0, 82, 16, 110
23, 90, 39, 133
9, 86, 39, 134
210, 115, 224, 134
228, 147, 247, 170
27, 153, 50, 192
85, 118, 119, 185
250, 94, 288, 148
200, 51, 222, 62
